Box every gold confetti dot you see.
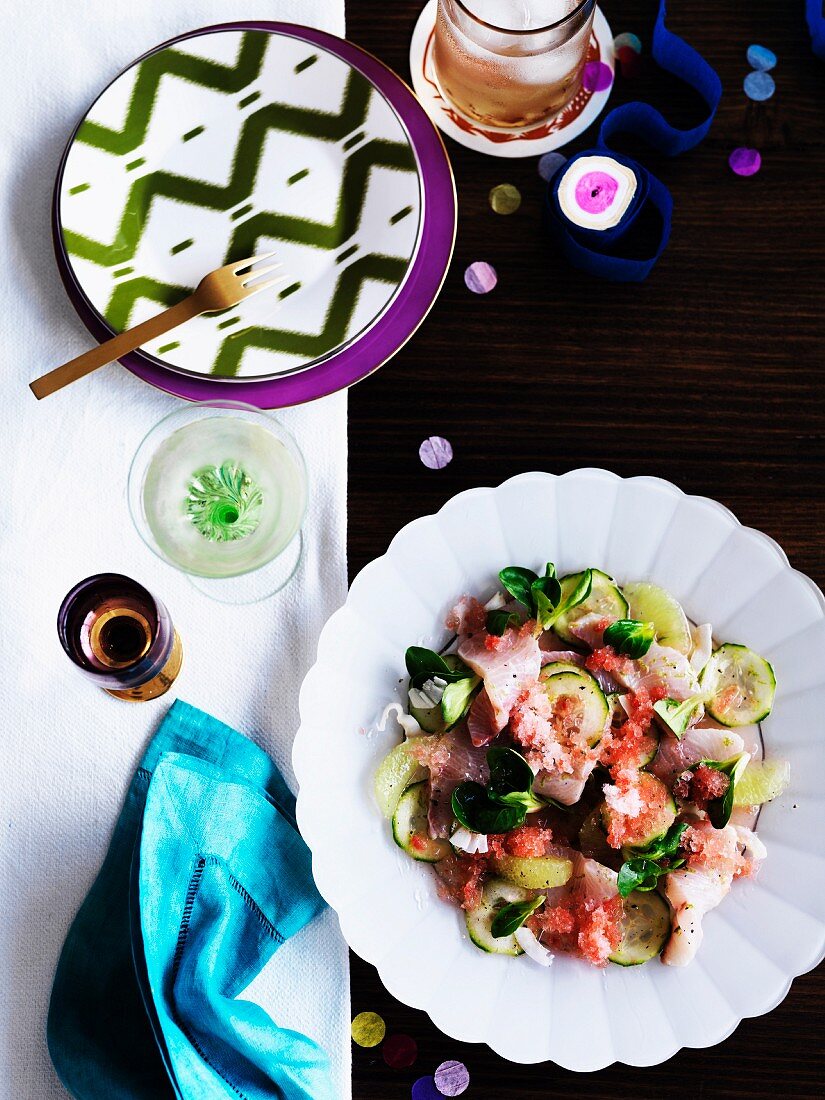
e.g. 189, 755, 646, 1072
351, 1011, 386, 1047
489, 183, 522, 215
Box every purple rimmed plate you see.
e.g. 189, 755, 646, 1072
52, 21, 456, 408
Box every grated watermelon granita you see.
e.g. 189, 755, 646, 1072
434, 852, 487, 910
529, 895, 623, 966
586, 645, 632, 678
488, 824, 554, 860
445, 595, 487, 635
510, 682, 593, 775
601, 687, 663, 771
683, 821, 747, 879
602, 771, 675, 849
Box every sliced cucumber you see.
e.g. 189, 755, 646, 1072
542, 669, 609, 747
374, 741, 427, 819
622, 582, 692, 655
539, 659, 586, 679
465, 878, 531, 955
609, 890, 671, 966
601, 772, 677, 851
733, 758, 790, 807
492, 854, 573, 890
553, 569, 628, 645
408, 701, 443, 733
392, 782, 450, 862
637, 726, 661, 767
578, 808, 616, 864
700, 643, 776, 727
441, 675, 481, 728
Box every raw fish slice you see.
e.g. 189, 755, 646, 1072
616, 642, 700, 701
411, 724, 489, 839
651, 725, 745, 785
534, 756, 598, 807
568, 612, 613, 650
569, 852, 619, 905
662, 821, 744, 966
466, 687, 499, 748
662, 867, 731, 966
459, 626, 541, 732
589, 665, 622, 695
539, 649, 586, 668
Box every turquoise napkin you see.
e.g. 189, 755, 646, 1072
48, 700, 333, 1100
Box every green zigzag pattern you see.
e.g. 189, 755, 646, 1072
65, 132, 414, 271
64, 31, 419, 374
106, 254, 408, 376
77, 33, 270, 155
64, 70, 413, 269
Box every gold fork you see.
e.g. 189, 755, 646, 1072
30, 252, 283, 400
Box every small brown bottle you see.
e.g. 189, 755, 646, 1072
57, 573, 183, 701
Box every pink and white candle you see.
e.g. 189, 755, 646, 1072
557, 155, 638, 231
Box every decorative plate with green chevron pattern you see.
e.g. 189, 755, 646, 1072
58, 28, 424, 381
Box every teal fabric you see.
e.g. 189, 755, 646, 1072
48, 700, 333, 1100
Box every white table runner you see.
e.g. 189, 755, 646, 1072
0, 2, 350, 1096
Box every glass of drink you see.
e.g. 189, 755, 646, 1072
58, 573, 183, 701
128, 402, 307, 604
433, 0, 597, 128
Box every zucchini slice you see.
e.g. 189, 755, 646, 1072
492, 854, 573, 890
601, 772, 677, 851
553, 569, 628, 645
622, 582, 692, 655
542, 669, 609, 747
392, 782, 450, 862
465, 879, 531, 956
441, 675, 481, 728
578, 808, 616, 865
699, 643, 776, 727
374, 741, 426, 819
609, 890, 671, 966
539, 659, 587, 679
408, 702, 443, 733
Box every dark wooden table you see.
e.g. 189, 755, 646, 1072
345, 1, 825, 1095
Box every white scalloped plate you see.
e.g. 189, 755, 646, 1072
293, 470, 825, 1069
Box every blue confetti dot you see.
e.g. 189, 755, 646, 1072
613, 32, 642, 55
747, 44, 777, 71
411, 1078, 441, 1100
538, 152, 567, 183
744, 70, 776, 102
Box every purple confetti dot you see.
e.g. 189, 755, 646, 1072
538, 151, 567, 182
583, 61, 613, 93
729, 147, 762, 177
434, 1060, 470, 1097
412, 1077, 441, 1100
419, 436, 453, 469
464, 261, 497, 294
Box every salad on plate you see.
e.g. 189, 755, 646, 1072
374, 564, 790, 969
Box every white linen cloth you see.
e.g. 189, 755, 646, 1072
0, 2, 350, 1097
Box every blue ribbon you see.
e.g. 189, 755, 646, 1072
807, 0, 825, 59
545, 0, 721, 282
